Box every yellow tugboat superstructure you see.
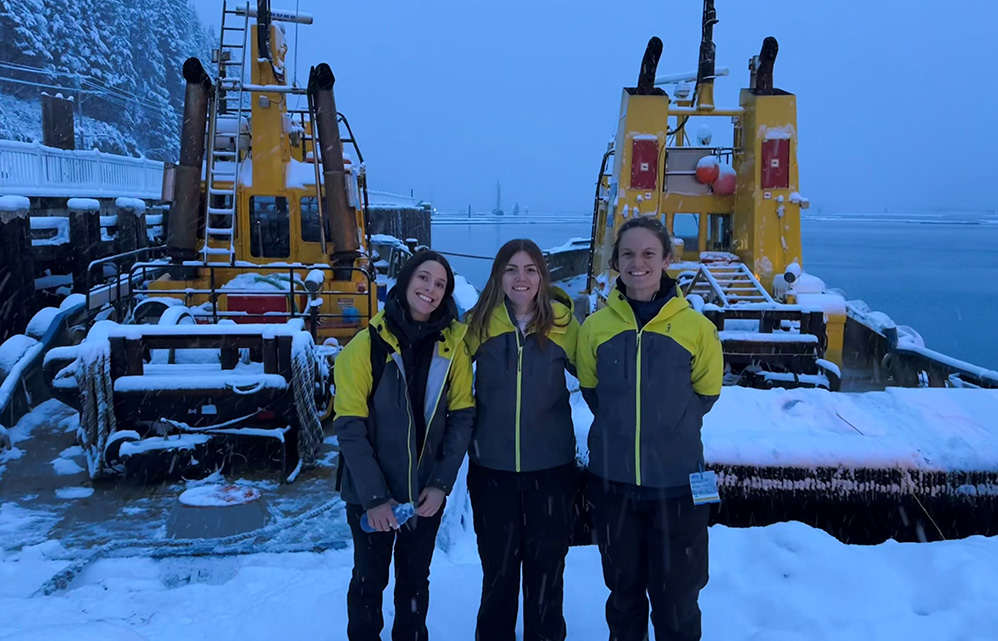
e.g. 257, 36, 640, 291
589, 8, 843, 390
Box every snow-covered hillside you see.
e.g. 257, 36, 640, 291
0, 0, 212, 159
0, 93, 139, 154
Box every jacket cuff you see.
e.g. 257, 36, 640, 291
428, 479, 453, 495
361, 494, 393, 511
698, 393, 720, 414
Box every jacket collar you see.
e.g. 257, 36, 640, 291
606, 277, 689, 329
489, 288, 575, 336
370, 310, 468, 355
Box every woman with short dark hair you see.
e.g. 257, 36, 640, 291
577, 217, 723, 641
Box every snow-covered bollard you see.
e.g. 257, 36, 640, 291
114, 197, 148, 259
0, 195, 31, 223
0, 195, 35, 338
166, 484, 271, 540
67, 198, 102, 293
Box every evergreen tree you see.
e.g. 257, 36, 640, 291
129, 0, 176, 159
0, 0, 53, 98
0, 0, 211, 157
93, 0, 139, 131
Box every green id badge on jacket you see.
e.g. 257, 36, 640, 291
689, 470, 721, 505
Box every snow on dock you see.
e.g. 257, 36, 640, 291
702, 387, 998, 473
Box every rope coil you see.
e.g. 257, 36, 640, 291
291, 332, 324, 466
77, 341, 116, 478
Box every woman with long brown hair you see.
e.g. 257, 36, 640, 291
464, 238, 580, 641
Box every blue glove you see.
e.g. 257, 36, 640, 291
360, 502, 416, 533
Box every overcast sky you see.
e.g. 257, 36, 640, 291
191, 0, 998, 214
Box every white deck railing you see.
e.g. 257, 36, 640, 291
0, 140, 165, 200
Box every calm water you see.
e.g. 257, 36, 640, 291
431, 213, 998, 369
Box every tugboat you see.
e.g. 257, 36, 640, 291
41, 0, 379, 483
581, 0, 998, 543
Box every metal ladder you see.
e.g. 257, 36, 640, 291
200, 0, 251, 264
685, 261, 775, 306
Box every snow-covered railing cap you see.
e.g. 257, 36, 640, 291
67, 198, 101, 212
0, 195, 31, 220
114, 197, 147, 213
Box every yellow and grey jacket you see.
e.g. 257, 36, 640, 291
577, 283, 723, 488
333, 311, 475, 510
465, 292, 579, 473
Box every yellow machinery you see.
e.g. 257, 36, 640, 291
588, 2, 843, 390
143, 0, 377, 342
44, 1, 379, 482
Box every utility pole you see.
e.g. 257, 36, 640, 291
75, 74, 83, 149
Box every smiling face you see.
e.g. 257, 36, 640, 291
501, 251, 540, 314
617, 226, 671, 301
406, 260, 449, 322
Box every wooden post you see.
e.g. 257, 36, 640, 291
115, 198, 147, 272
68, 198, 101, 293
0, 196, 35, 341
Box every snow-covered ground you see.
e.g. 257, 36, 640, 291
2, 287, 997, 639
1, 390, 997, 639
0, 515, 996, 640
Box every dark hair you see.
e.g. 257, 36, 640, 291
609, 216, 673, 271
467, 239, 562, 343
394, 249, 455, 311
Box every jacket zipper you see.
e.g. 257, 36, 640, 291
635, 330, 643, 486
503, 305, 526, 474
515, 337, 523, 473
400, 369, 416, 504
623, 293, 679, 486
623, 302, 645, 487
419, 352, 455, 465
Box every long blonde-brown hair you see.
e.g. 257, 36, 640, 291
468, 239, 562, 343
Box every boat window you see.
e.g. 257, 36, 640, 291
300, 197, 324, 243
672, 213, 700, 253
707, 213, 732, 251
249, 196, 290, 258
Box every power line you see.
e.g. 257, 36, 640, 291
0, 72, 176, 120
0, 76, 173, 120
0, 60, 177, 119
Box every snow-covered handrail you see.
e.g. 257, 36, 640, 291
0, 296, 86, 431
0, 139, 164, 199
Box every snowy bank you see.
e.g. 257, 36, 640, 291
0, 520, 995, 640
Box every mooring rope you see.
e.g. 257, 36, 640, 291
435, 250, 494, 261
35, 493, 345, 597
291, 333, 323, 466
900, 469, 947, 541
78, 341, 116, 477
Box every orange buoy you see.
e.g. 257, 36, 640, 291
713, 164, 736, 196
695, 156, 720, 184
